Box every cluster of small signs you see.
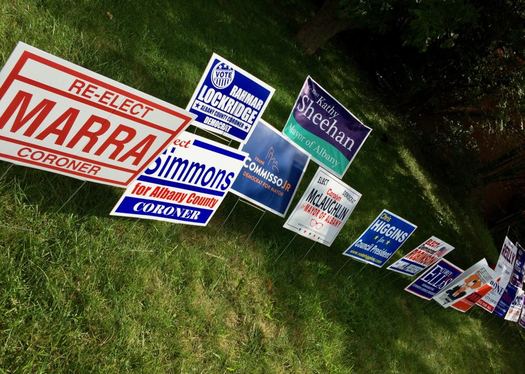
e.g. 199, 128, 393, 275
1, 43, 524, 325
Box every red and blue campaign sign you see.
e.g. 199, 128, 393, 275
110, 132, 246, 226
405, 259, 463, 300
342, 210, 417, 267
231, 120, 309, 217
186, 53, 275, 142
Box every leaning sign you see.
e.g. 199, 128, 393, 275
231, 120, 309, 217
111, 131, 246, 226
0, 42, 193, 187
282, 76, 371, 177
404, 259, 463, 300
434, 258, 494, 308
186, 53, 274, 142
283, 167, 361, 246
342, 210, 417, 267
477, 237, 517, 313
387, 236, 454, 276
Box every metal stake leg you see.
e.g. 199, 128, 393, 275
246, 211, 265, 241
274, 234, 297, 264
56, 181, 87, 213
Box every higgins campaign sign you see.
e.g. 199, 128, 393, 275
111, 132, 246, 225
404, 259, 463, 300
186, 53, 274, 142
387, 236, 454, 276
231, 120, 309, 216
477, 237, 517, 313
434, 258, 494, 308
282, 76, 371, 177
342, 210, 417, 267
0, 42, 193, 187
283, 167, 361, 246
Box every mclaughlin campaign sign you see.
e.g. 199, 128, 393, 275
477, 237, 517, 313
404, 259, 463, 300
282, 76, 371, 177
434, 258, 494, 308
231, 120, 309, 216
0, 42, 193, 187
186, 53, 274, 142
282, 167, 361, 246
387, 236, 454, 276
342, 210, 417, 267
111, 132, 246, 226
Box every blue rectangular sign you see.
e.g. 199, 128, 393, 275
405, 259, 463, 300
231, 120, 309, 217
186, 53, 275, 142
342, 209, 417, 267
110, 132, 246, 226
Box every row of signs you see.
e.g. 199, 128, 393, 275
2, 43, 525, 326
404, 237, 525, 327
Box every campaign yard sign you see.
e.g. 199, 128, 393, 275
451, 282, 494, 313
404, 259, 463, 300
231, 120, 309, 217
493, 242, 525, 318
186, 53, 274, 142
504, 288, 524, 322
282, 76, 371, 178
0, 42, 193, 187
282, 167, 361, 246
342, 210, 417, 267
434, 258, 494, 308
477, 237, 517, 313
111, 131, 246, 226
387, 236, 454, 276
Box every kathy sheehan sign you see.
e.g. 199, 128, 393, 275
0, 43, 193, 187
283, 76, 371, 178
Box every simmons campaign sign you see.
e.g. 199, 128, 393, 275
477, 237, 517, 313
283, 167, 361, 246
186, 53, 274, 142
342, 210, 417, 267
387, 236, 454, 276
282, 76, 371, 177
0, 42, 193, 187
404, 259, 463, 300
231, 120, 309, 216
111, 132, 246, 226
434, 258, 494, 308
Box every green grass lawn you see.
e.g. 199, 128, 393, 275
1, 0, 524, 372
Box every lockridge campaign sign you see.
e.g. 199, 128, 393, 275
342, 210, 417, 267
231, 120, 309, 216
404, 259, 463, 300
477, 237, 517, 313
282, 167, 361, 246
387, 236, 454, 276
282, 76, 371, 177
111, 132, 246, 226
186, 53, 274, 142
434, 258, 494, 308
0, 42, 193, 187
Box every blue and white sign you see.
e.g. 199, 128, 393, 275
186, 53, 275, 142
231, 120, 309, 217
342, 209, 417, 267
110, 132, 246, 226
405, 259, 463, 300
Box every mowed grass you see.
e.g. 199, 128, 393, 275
0, 0, 523, 372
